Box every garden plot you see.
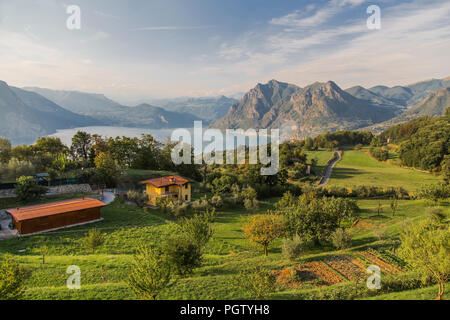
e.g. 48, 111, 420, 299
277, 252, 404, 288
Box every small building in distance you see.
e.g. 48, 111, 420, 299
140, 175, 191, 206
6, 198, 105, 235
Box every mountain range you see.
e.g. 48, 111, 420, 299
212, 77, 450, 139
0, 76, 449, 144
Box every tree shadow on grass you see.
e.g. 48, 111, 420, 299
330, 167, 362, 179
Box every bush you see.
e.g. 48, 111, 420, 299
331, 228, 352, 249
370, 147, 389, 161
127, 190, 148, 208
244, 198, 258, 211
83, 229, 106, 254
128, 245, 173, 300
163, 236, 202, 276
210, 194, 223, 208
14, 176, 48, 202
0, 255, 29, 300
191, 196, 210, 211
282, 235, 303, 260
180, 214, 213, 248
234, 265, 277, 299
416, 183, 450, 204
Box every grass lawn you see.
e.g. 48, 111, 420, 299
328, 150, 441, 191
364, 284, 444, 300
1, 191, 447, 300
304, 150, 334, 174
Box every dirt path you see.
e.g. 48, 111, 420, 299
318, 151, 341, 186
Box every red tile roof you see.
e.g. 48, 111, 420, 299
140, 175, 191, 188
6, 198, 105, 222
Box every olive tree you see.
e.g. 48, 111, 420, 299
398, 219, 449, 300
128, 245, 172, 300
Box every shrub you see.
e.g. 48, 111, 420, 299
163, 236, 202, 276
128, 245, 173, 300
416, 183, 450, 204
331, 228, 352, 249
180, 214, 213, 248
282, 235, 303, 260
210, 194, 223, 208
127, 190, 148, 208
234, 265, 277, 299
0, 255, 29, 300
83, 229, 106, 254
370, 147, 389, 161
244, 198, 258, 211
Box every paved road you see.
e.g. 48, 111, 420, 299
318, 151, 341, 186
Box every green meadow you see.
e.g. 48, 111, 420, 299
327, 150, 440, 191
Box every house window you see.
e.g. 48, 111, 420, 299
185, 195, 188, 201
165, 186, 169, 192
184, 184, 188, 189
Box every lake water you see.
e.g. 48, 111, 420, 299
48, 126, 274, 154
48, 126, 191, 146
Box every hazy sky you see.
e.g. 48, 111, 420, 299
0, 0, 449, 102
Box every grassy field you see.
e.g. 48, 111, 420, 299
328, 150, 440, 191
0, 148, 447, 300
304, 150, 334, 175
1, 193, 447, 300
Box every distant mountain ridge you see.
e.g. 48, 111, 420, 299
21, 87, 203, 129
147, 95, 238, 122
212, 80, 399, 139
0, 81, 101, 144
2, 76, 449, 144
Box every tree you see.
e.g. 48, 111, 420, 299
163, 236, 202, 276
243, 214, 284, 256
234, 265, 276, 299
0, 137, 11, 163
127, 190, 148, 208
34, 137, 67, 157
94, 152, 121, 187
283, 195, 340, 246
323, 197, 359, 227
107, 136, 139, 167
128, 245, 173, 300
180, 214, 213, 248
15, 176, 48, 202
0, 255, 28, 300
83, 229, 106, 254
398, 219, 449, 300
390, 197, 399, 216
376, 200, 383, 216
71, 131, 92, 165
40, 245, 48, 264
417, 183, 450, 205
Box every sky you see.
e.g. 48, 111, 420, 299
0, 0, 449, 102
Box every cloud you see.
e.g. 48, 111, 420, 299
212, 0, 450, 92
132, 25, 214, 31
270, 0, 367, 28
93, 10, 120, 20
80, 31, 111, 43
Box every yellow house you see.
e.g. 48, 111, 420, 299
140, 175, 192, 206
